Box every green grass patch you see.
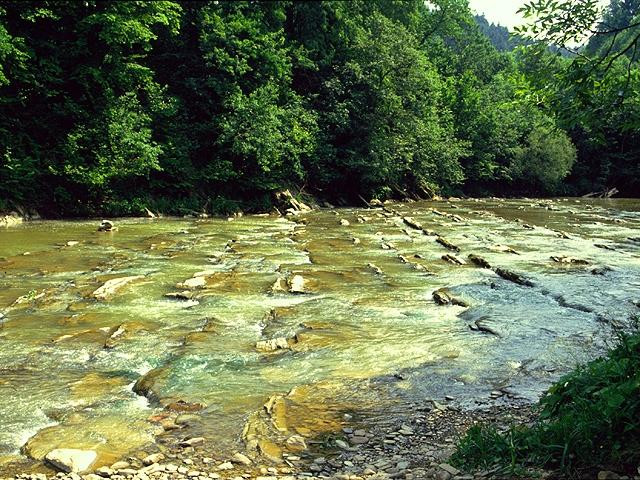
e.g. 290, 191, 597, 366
452, 325, 640, 477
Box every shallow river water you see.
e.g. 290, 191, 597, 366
0, 198, 639, 473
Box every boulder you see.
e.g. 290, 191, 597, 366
288, 275, 306, 294
97, 220, 116, 232
44, 448, 97, 473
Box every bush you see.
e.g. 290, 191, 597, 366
452, 324, 640, 476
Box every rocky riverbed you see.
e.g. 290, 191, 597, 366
1, 198, 640, 479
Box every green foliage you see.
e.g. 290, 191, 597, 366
452, 326, 640, 475
0, 0, 636, 215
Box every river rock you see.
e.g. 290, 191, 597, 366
468, 254, 491, 268
432, 289, 469, 307
367, 263, 383, 275
436, 237, 460, 252
271, 277, 288, 293
441, 254, 466, 265
285, 435, 307, 452
402, 217, 423, 231
180, 437, 205, 447
142, 453, 165, 465
97, 220, 115, 232
489, 244, 519, 255
164, 290, 194, 300
177, 275, 207, 290
550, 256, 589, 265
44, 448, 97, 473
288, 275, 306, 294
231, 452, 252, 466
495, 268, 534, 287
256, 337, 291, 352
133, 367, 169, 401
92, 275, 145, 300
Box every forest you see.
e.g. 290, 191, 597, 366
0, 0, 638, 217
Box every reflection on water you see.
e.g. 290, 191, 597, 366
0, 198, 639, 471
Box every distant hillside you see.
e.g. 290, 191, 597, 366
474, 15, 522, 52
474, 15, 572, 57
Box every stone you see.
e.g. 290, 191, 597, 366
335, 439, 349, 449
92, 276, 145, 300
436, 237, 460, 252
180, 437, 205, 447
288, 275, 306, 294
340, 219, 350, 226
350, 436, 369, 445
256, 337, 291, 352
367, 263, 383, 275
467, 254, 491, 269
285, 435, 307, 452
432, 288, 468, 307
97, 220, 115, 232
44, 449, 97, 473
494, 268, 534, 287
438, 463, 460, 476
217, 462, 233, 471
231, 453, 252, 466
177, 275, 207, 290
110, 461, 130, 470
598, 472, 621, 480
143, 453, 165, 466
95, 466, 114, 477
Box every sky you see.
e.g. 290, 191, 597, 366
467, 0, 528, 29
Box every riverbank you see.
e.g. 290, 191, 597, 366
1, 399, 538, 480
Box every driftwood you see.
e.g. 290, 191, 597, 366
582, 187, 618, 198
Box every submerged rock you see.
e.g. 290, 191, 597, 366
494, 268, 534, 287
402, 216, 423, 231
468, 254, 491, 268
367, 263, 383, 275
441, 254, 466, 266
550, 255, 590, 265
97, 220, 116, 232
432, 288, 469, 307
592, 265, 614, 275
164, 290, 194, 300
436, 237, 460, 252
176, 275, 207, 290
92, 275, 144, 300
256, 337, 294, 352
45, 448, 97, 473
133, 367, 169, 401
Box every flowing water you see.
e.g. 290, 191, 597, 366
0, 198, 639, 472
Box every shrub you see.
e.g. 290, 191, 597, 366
452, 324, 640, 476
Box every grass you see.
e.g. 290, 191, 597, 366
451, 320, 640, 477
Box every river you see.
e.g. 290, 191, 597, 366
0, 198, 639, 473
